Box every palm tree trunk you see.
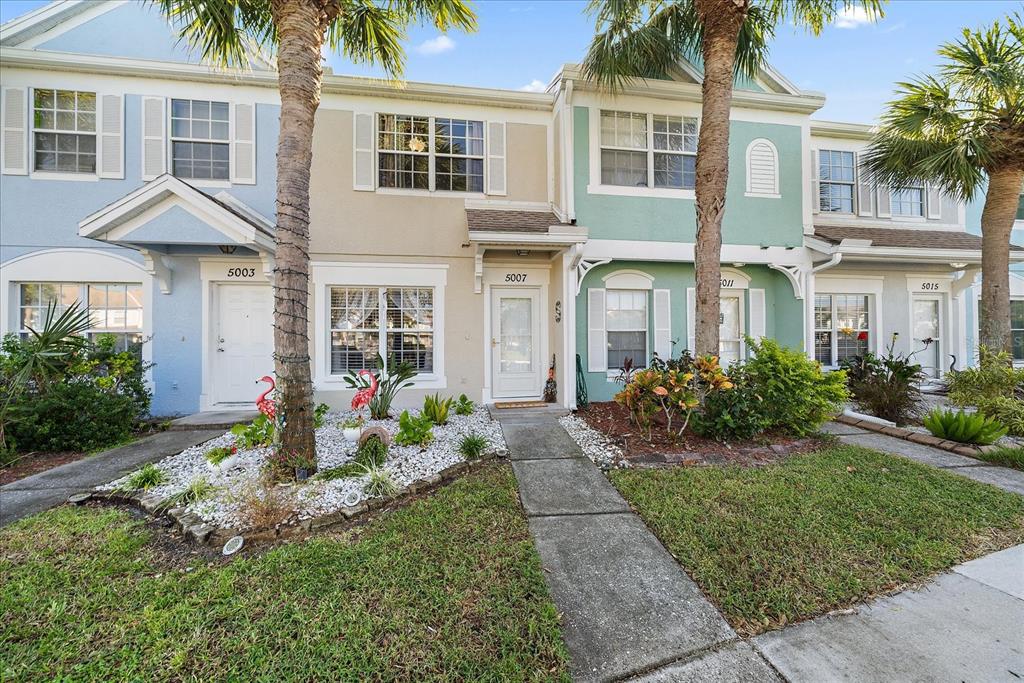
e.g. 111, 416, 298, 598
692, 0, 746, 357
979, 166, 1024, 353
269, 0, 324, 464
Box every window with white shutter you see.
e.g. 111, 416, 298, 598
98, 94, 123, 179
141, 96, 166, 180
1, 86, 28, 175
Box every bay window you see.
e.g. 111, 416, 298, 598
330, 286, 434, 374
377, 114, 484, 192
19, 282, 143, 351
600, 110, 697, 190
814, 294, 870, 366
33, 89, 96, 174
606, 289, 648, 369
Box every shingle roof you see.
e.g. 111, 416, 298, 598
466, 209, 566, 233
814, 225, 1023, 251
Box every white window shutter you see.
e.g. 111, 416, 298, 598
810, 149, 820, 214
653, 289, 671, 361
746, 140, 778, 195
876, 184, 891, 217
926, 184, 942, 219
486, 120, 507, 196
141, 96, 166, 181
353, 112, 375, 191
97, 94, 124, 179
749, 289, 766, 351
231, 102, 256, 185
686, 287, 696, 353
1, 87, 28, 175
855, 154, 873, 216
587, 288, 607, 372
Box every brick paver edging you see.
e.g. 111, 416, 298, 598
91, 455, 499, 548
833, 413, 1000, 460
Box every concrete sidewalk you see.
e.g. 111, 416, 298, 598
0, 429, 220, 526
498, 414, 758, 683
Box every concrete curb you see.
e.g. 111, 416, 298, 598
91, 454, 501, 548
833, 413, 999, 460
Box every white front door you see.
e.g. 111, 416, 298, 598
719, 292, 744, 366
491, 288, 542, 399
912, 295, 942, 378
213, 284, 274, 405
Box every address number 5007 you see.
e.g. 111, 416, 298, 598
505, 273, 527, 283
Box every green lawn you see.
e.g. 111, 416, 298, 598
0, 464, 568, 682
609, 445, 1024, 635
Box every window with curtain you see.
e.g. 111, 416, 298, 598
377, 114, 485, 192
606, 289, 647, 369
329, 286, 434, 374
19, 282, 143, 351
814, 294, 870, 366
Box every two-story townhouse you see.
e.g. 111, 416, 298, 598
1, 0, 581, 416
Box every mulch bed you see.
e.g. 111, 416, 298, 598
578, 401, 824, 466
0, 451, 87, 486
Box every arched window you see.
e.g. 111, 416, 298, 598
745, 138, 779, 197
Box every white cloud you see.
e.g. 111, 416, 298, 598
834, 6, 872, 29
519, 79, 547, 93
416, 35, 455, 55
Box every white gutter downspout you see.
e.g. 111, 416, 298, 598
804, 252, 843, 359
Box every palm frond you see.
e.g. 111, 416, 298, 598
148, 0, 273, 68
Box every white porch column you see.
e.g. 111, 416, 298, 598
804, 268, 816, 361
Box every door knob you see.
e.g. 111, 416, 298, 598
217, 347, 225, 352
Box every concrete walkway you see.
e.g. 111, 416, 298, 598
497, 411, 756, 683
0, 429, 220, 526
821, 420, 1024, 495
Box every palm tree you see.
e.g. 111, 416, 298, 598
863, 16, 1024, 353
153, 0, 476, 466
582, 0, 882, 357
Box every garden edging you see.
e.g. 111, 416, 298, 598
833, 413, 999, 460
92, 455, 501, 548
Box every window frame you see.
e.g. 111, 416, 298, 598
168, 98, 232, 183
891, 182, 925, 218
817, 149, 856, 215
30, 87, 98, 176
597, 110, 698, 192
328, 285, 437, 376
814, 293, 871, 368
1011, 298, 1024, 363
375, 113, 486, 194
605, 288, 649, 371
18, 281, 144, 352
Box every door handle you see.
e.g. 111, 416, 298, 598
217, 347, 225, 352
491, 338, 497, 347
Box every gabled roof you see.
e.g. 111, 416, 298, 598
79, 174, 275, 252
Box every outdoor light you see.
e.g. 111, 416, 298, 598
219, 245, 237, 254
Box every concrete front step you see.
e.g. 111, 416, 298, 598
168, 410, 259, 431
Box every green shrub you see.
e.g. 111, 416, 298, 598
692, 365, 769, 441
841, 346, 922, 425
394, 411, 434, 448
459, 434, 488, 459
947, 347, 1024, 407
422, 393, 453, 425
923, 408, 1008, 445
745, 338, 849, 436
116, 463, 166, 492
6, 381, 139, 452
313, 403, 331, 429
975, 396, 1024, 437
615, 356, 729, 440
454, 394, 475, 416
355, 434, 388, 467
231, 414, 275, 449
343, 354, 417, 419
360, 461, 399, 498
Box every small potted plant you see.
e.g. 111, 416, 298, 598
274, 449, 317, 482
341, 415, 365, 443
205, 445, 238, 473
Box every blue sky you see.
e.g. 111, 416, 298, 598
1, 0, 1019, 122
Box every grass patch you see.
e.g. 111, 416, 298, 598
976, 445, 1024, 471
0, 464, 568, 681
609, 445, 1024, 635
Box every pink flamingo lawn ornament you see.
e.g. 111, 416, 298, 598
350, 370, 378, 412
256, 375, 276, 419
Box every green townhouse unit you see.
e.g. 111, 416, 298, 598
1, 0, 1020, 415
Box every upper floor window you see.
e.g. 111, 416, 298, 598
19, 281, 143, 352
600, 111, 697, 190
818, 150, 854, 213
170, 98, 230, 180
377, 114, 484, 192
891, 183, 924, 217
32, 89, 96, 174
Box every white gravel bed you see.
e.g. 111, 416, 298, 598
559, 413, 626, 469
99, 407, 506, 530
